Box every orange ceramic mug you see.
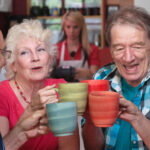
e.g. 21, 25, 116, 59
89, 91, 119, 127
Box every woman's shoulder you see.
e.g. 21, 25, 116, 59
57, 41, 63, 45
56, 41, 64, 48
90, 43, 99, 49
56, 41, 65, 53
0, 80, 13, 99
89, 43, 99, 53
0, 80, 10, 89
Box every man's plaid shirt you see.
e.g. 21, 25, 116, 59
93, 63, 150, 150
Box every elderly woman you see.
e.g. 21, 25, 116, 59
0, 29, 57, 150
0, 30, 52, 150
0, 20, 79, 150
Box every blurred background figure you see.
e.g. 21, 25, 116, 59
51, 10, 100, 82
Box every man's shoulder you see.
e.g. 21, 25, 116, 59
94, 63, 116, 79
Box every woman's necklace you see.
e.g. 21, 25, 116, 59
14, 80, 30, 104
67, 43, 78, 58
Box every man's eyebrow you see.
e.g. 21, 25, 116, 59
131, 42, 145, 46
111, 44, 123, 48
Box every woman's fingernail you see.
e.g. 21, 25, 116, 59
53, 88, 58, 92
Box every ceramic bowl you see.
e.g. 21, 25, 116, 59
46, 102, 77, 136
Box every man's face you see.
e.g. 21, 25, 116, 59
110, 24, 150, 87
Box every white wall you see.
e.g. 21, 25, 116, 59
134, 0, 150, 13
0, 0, 12, 12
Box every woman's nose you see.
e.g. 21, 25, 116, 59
31, 52, 40, 61
70, 28, 74, 33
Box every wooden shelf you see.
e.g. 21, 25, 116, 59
106, 0, 134, 7
36, 15, 102, 20
26, 0, 105, 48
106, 0, 120, 6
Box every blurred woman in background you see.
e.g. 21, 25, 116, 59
56, 11, 100, 81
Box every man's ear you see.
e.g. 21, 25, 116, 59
0, 30, 5, 49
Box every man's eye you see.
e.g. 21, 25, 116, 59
114, 48, 124, 52
116, 47, 124, 51
133, 46, 142, 49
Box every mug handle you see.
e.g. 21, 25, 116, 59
53, 88, 59, 93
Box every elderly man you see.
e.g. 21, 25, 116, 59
82, 7, 150, 150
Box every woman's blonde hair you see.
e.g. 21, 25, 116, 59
60, 11, 91, 56
5, 19, 57, 80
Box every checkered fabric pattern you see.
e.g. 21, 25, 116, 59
93, 63, 150, 150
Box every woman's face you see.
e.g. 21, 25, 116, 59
64, 19, 81, 41
12, 36, 51, 82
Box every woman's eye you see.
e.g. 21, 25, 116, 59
66, 26, 70, 29
74, 26, 78, 29
20, 50, 29, 55
37, 48, 46, 52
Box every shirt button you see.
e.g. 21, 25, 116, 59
109, 146, 113, 149
116, 121, 119, 124
137, 94, 139, 97
133, 141, 137, 144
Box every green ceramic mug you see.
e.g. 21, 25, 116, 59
46, 101, 77, 136
58, 82, 88, 116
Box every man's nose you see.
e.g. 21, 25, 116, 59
122, 47, 135, 62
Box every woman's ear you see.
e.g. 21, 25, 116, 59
11, 61, 17, 73
0, 30, 5, 49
